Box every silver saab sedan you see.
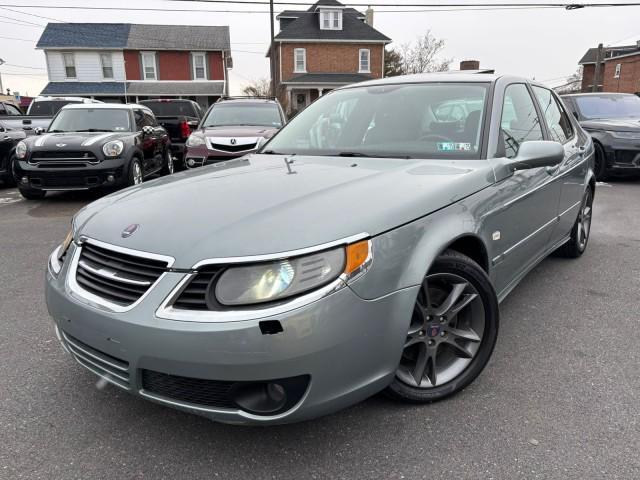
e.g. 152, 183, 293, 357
46, 73, 595, 425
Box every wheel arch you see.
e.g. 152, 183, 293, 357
440, 234, 490, 273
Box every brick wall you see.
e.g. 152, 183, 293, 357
602, 54, 640, 93
279, 42, 384, 81
208, 51, 225, 81
158, 51, 191, 80
124, 50, 225, 81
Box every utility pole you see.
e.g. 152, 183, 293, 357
592, 43, 603, 93
269, 0, 276, 98
0, 58, 5, 97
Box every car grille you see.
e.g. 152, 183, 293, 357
173, 267, 224, 310
209, 142, 257, 153
75, 242, 169, 306
30, 151, 99, 164
62, 330, 130, 389
141, 369, 236, 409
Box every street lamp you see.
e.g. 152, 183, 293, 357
0, 58, 5, 95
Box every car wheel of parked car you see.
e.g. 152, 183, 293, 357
128, 159, 143, 186
559, 187, 593, 258
386, 250, 499, 403
2, 156, 17, 188
162, 149, 174, 176
18, 187, 46, 200
593, 143, 608, 181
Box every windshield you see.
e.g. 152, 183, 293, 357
264, 83, 488, 159
28, 100, 81, 116
203, 103, 282, 128
573, 94, 640, 119
142, 101, 198, 118
48, 108, 131, 133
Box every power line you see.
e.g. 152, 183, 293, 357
4, 62, 45, 70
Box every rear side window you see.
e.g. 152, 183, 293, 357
28, 100, 81, 116
501, 84, 544, 158
142, 101, 198, 118
532, 86, 573, 143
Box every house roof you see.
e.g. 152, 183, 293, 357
283, 73, 372, 84
579, 44, 640, 64
274, 0, 389, 42
37, 23, 230, 51
40, 81, 225, 96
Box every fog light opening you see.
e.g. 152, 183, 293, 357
106, 174, 115, 183
187, 158, 195, 167
21, 176, 29, 185
232, 382, 287, 415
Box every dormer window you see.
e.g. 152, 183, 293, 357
320, 9, 342, 30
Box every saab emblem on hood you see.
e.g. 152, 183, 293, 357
121, 224, 140, 238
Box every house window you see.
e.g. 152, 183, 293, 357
100, 53, 113, 79
141, 52, 157, 80
614, 63, 621, 78
294, 48, 306, 73
359, 49, 371, 73
192, 53, 207, 80
320, 10, 342, 30
62, 53, 76, 79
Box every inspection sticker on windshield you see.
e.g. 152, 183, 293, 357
437, 142, 472, 152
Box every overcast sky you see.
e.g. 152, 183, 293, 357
1, 0, 640, 97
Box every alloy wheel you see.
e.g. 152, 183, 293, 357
133, 162, 143, 185
396, 273, 485, 388
167, 151, 174, 175
577, 189, 593, 250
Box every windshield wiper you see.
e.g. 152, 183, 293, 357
261, 150, 291, 155
334, 152, 412, 159
48, 129, 66, 133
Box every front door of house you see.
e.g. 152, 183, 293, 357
295, 92, 308, 112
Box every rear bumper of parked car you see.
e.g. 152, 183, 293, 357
14, 157, 129, 191
45, 245, 417, 425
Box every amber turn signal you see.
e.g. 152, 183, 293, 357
344, 240, 370, 275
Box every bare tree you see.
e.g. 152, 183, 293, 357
242, 78, 271, 97
554, 66, 583, 94
384, 48, 405, 77
400, 30, 452, 74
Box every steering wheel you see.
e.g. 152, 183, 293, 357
419, 133, 453, 143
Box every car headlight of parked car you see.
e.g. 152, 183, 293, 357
186, 134, 206, 148
609, 131, 640, 140
215, 240, 371, 306
102, 140, 124, 158
15, 141, 28, 159
49, 229, 74, 276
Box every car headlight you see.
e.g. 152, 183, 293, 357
186, 135, 206, 147
49, 229, 74, 276
15, 141, 27, 159
609, 131, 640, 139
214, 240, 371, 306
102, 140, 124, 158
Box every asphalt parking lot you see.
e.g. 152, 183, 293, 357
1, 180, 639, 480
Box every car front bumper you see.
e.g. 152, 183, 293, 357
600, 138, 640, 173
14, 157, 128, 191
46, 245, 417, 425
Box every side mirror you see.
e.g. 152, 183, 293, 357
509, 141, 564, 170
142, 125, 154, 136
34, 127, 44, 135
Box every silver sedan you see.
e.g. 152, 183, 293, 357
46, 73, 595, 424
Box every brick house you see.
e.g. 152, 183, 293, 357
578, 42, 640, 94
36, 23, 231, 108
269, 0, 391, 113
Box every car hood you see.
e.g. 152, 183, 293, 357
580, 117, 640, 132
73, 154, 493, 268
200, 125, 280, 138
25, 131, 128, 150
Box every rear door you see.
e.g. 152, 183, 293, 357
532, 86, 587, 245
485, 83, 563, 296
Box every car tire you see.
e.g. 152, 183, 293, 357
161, 149, 174, 176
18, 187, 46, 200
558, 187, 593, 258
1, 156, 17, 188
593, 143, 608, 181
128, 158, 143, 186
385, 249, 499, 403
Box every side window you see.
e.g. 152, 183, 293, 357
501, 84, 544, 158
143, 111, 157, 127
134, 110, 145, 131
532, 86, 573, 143
0, 104, 6, 115
6, 104, 22, 115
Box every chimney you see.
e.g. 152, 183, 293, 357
460, 60, 480, 71
365, 6, 374, 26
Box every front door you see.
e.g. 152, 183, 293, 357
485, 83, 563, 296
294, 91, 308, 112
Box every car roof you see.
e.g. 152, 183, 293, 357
562, 92, 637, 97
61, 103, 150, 111
215, 97, 280, 106
340, 72, 505, 90
33, 96, 99, 102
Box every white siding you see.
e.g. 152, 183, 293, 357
45, 50, 126, 82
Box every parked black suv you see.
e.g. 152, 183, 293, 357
140, 99, 202, 169
562, 93, 640, 180
13, 103, 172, 199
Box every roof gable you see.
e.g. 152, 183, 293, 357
37, 23, 130, 49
